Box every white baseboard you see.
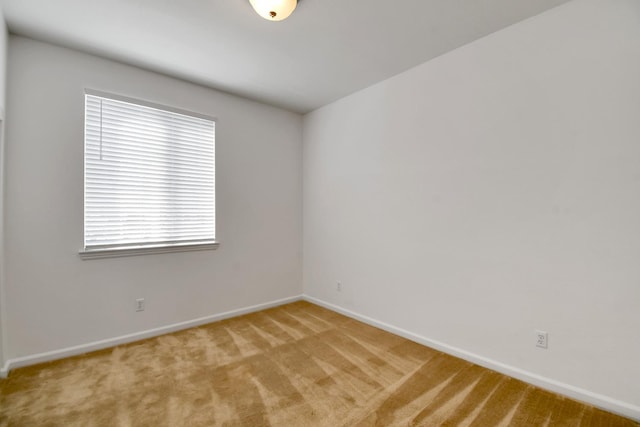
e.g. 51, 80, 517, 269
303, 295, 640, 422
0, 295, 303, 378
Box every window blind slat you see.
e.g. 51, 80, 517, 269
86, 169, 214, 187
87, 127, 214, 153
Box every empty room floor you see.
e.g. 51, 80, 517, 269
0, 301, 636, 426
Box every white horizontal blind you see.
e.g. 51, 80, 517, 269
84, 93, 215, 250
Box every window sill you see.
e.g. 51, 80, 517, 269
79, 241, 220, 260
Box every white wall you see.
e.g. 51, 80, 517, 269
0, 7, 5, 107
0, 6, 8, 369
304, 0, 640, 417
4, 36, 302, 360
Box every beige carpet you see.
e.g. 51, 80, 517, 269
0, 301, 637, 426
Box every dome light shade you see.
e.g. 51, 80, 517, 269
249, 0, 297, 21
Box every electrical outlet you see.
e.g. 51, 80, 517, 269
136, 298, 145, 312
535, 330, 548, 349
336, 281, 342, 292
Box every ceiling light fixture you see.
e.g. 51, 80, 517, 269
249, 0, 297, 21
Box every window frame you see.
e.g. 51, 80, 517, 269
79, 89, 219, 260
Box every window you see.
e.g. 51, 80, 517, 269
80, 90, 217, 259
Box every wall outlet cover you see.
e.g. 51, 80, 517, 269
535, 330, 548, 349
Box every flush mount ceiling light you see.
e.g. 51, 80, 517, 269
249, 0, 297, 21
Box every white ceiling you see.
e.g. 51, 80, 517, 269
0, 0, 571, 113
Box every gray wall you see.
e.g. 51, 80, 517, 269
0, 6, 8, 370
3, 36, 302, 360
304, 0, 640, 416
